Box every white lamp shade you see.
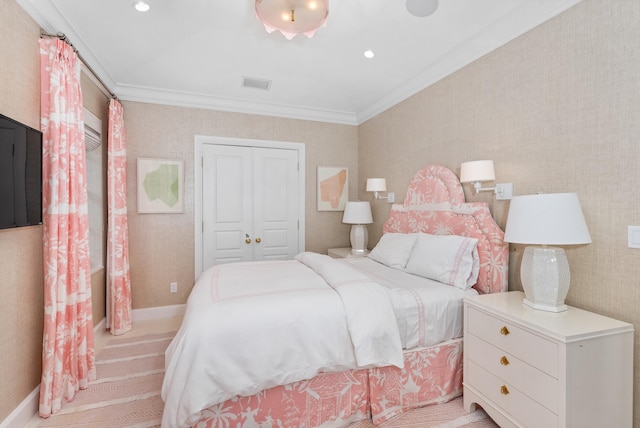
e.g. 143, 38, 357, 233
504, 193, 592, 245
460, 160, 495, 183
366, 178, 386, 192
342, 201, 373, 225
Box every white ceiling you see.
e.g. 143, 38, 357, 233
18, 0, 581, 125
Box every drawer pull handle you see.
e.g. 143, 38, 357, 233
500, 385, 510, 395
500, 326, 510, 336
500, 356, 510, 366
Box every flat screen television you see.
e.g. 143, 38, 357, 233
0, 113, 42, 229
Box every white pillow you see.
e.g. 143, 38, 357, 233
367, 233, 418, 270
405, 233, 480, 290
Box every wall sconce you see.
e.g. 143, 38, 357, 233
366, 178, 395, 203
504, 193, 592, 312
460, 160, 513, 200
342, 201, 373, 254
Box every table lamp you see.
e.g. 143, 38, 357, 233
342, 201, 373, 254
503, 193, 591, 312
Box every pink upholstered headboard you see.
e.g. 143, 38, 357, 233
382, 164, 508, 294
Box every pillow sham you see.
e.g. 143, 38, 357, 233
405, 233, 479, 290
367, 233, 418, 270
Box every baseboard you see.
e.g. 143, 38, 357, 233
132, 304, 186, 322
1, 306, 182, 427
0, 385, 39, 428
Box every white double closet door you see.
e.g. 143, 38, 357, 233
200, 142, 301, 272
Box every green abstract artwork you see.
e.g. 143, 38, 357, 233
137, 158, 183, 213
143, 164, 179, 207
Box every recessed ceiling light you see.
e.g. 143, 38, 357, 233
364, 50, 375, 59
134, 1, 151, 12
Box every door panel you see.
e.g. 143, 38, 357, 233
202, 144, 299, 271
253, 148, 299, 262
202, 145, 253, 268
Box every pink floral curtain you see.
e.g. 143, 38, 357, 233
38, 38, 96, 417
107, 99, 132, 335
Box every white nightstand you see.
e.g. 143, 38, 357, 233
463, 291, 633, 428
327, 247, 369, 259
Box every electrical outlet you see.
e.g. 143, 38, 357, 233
170, 282, 178, 293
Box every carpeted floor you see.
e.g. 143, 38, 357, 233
34, 331, 498, 428
35, 331, 174, 427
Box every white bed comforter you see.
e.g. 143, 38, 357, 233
161, 252, 403, 428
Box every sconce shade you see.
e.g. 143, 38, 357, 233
255, 0, 329, 40
366, 178, 387, 192
503, 193, 591, 245
460, 160, 495, 183
504, 192, 591, 312
342, 201, 373, 225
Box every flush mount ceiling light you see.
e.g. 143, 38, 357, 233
406, 0, 439, 17
255, 0, 329, 40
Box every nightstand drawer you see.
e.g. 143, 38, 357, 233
466, 333, 558, 413
467, 306, 558, 378
467, 360, 558, 428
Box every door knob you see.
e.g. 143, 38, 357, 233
255, 237, 261, 243
245, 238, 251, 244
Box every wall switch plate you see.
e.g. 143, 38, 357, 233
628, 226, 640, 249
387, 192, 395, 203
170, 282, 178, 293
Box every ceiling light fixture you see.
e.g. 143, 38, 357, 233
364, 50, 375, 59
406, 0, 439, 17
134, 1, 150, 12
255, 0, 329, 40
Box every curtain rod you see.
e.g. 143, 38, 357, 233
40, 31, 118, 102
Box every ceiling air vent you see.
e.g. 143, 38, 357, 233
241, 76, 271, 91
83, 108, 102, 151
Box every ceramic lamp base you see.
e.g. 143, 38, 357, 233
520, 246, 570, 312
349, 224, 368, 254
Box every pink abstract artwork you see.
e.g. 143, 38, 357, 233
317, 167, 348, 211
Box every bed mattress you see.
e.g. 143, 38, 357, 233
162, 253, 474, 427
345, 257, 477, 349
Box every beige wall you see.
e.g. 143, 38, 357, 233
122, 102, 358, 308
360, 0, 640, 424
0, 1, 45, 421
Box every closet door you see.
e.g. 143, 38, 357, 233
202, 144, 253, 266
201, 144, 300, 270
252, 147, 299, 261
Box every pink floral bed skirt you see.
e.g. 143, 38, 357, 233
193, 338, 463, 427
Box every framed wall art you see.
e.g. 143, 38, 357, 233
137, 158, 184, 213
317, 166, 348, 211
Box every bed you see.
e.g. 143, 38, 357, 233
161, 164, 508, 428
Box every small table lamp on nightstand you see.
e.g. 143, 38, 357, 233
342, 201, 373, 254
503, 192, 591, 312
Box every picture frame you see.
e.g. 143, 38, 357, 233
137, 158, 184, 213
317, 166, 348, 211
